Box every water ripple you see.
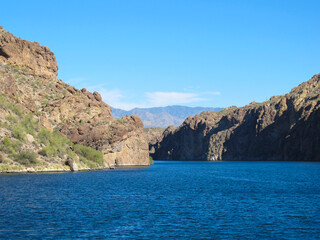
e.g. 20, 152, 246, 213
0, 161, 320, 239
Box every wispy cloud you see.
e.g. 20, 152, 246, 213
83, 86, 221, 110
204, 91, 221, 96
145, 92, 204, 106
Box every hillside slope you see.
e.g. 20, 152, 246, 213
0, 28, 149, 172
151, 74, 320, 161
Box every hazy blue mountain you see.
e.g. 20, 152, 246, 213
111, 105, 223, 128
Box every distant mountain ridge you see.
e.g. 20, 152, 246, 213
112, 106, 223, 128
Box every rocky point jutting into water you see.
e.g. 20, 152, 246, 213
151, 74, 320, 161
0, 28, 149, 172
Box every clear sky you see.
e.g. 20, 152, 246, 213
1, 0, 319, 110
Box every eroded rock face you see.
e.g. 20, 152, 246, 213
144, 127, 166, 154
0, 29, 58, 78
0, 28, 149, 168
152, 74, 320, 161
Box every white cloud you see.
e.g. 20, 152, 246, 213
204, 91, 221, 96
83, 86, 221, 110
145, 92, 204, 106
98, 89, 137, 110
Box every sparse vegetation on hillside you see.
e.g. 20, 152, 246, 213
74, 144, 104, 167
144, 127, 166, 133
0, 96, 106, 172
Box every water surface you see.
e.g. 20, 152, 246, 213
0, 161, 320, 239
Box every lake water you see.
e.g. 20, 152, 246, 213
0, 161, 320, 239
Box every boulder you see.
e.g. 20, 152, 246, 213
26, 134, 34, 143
65, 157, 79, 172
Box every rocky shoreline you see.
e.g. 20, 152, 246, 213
0, 164, 151, 174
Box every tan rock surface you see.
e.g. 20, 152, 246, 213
0, 28, 149, 171
0, 29, 58, 78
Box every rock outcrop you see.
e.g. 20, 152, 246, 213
0, 28, 149, 172
151, 74, 320, 161
0, 29, 58, 78
144, 127, 166, 154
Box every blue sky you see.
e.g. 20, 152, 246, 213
1, 0, 319, 110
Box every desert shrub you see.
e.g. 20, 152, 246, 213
5, 114, 18, 123
67, 150, 77, 160
0, 95, 23, 117
38, 146, 57, 157
74, 144, 104, 166
79, 156, 99, 169
3, 136, 11, 147
12, 151, 39, 166
0, 95, 6, 106
20, 113, 38, 135
10, 105, 22, 117
0, 137, 22, 154
1, 137, 14, 154
38, 130, 72, 158
116, 118, 127, 124
12, 125, 26, 141
37, 128, 51, 145
11, 140, 22, 152
149, 156, 154, 164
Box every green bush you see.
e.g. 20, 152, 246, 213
5, 114, 38, 142
38, 130, 72, 158
38, 146, 57, 157
67, 150, 77, 160
74, 144, 104, 166
10, 105, 22, 117
3, 137, 11, 147
0, 137, 22, 154
0, 95, 23, 117
12, 125, 26, 141
12, 151, 39, 166
20, 113, 38, 135
116, 118, 127, 124
79, 156, 99, 169
149, 156, 154, 164
12, 125, 26, 140
5, 114, 18, 123
37, 128, 51, 145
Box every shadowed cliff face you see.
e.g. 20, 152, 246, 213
0, 28, 149, 170
152, 74, 320, 161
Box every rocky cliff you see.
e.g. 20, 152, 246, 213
151, 74, 320, 161
0, 28, 149, 172
0, 30, 58, 78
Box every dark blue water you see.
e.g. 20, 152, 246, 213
0, 161, 320, 239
